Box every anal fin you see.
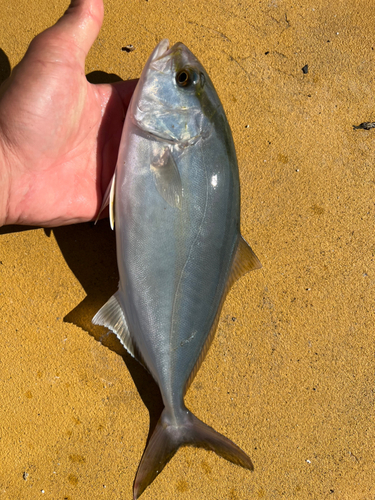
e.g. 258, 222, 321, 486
92, 291, 143, 365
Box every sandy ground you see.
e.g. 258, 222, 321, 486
1, 0, 375, 499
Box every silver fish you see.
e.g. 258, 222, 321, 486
93, 39, 261, 499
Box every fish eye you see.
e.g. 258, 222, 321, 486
176, 69, 191, 87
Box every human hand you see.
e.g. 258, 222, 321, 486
0, 0, 137, 227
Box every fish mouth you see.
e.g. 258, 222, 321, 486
150, 40, 188, 64
150, 39, 171, 62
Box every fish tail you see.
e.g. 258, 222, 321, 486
133, 407, 253, 499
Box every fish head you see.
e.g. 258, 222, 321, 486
131, 39, 220, 145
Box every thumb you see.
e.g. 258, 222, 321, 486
29, 0, 104, 64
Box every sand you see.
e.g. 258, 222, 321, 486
1, 0, 374, 498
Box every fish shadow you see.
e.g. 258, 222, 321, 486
52, 221, 164, 446
0, 222, 163, 437
65, 69, 164, 439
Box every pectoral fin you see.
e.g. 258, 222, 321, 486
95, 171, 116, 230
150, 147, 182, 209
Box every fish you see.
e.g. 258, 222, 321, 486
93, 39, 262, 499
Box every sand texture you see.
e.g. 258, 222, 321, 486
1, 0, 375, 499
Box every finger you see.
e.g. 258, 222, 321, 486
29, 0, 104, 64
55, 0, 104, 58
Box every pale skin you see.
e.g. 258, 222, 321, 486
0, 0, 137, 227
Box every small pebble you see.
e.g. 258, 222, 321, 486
353, 122, 375, 130
122, 45, 135, 53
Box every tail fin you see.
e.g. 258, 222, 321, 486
133, 407, 253, 499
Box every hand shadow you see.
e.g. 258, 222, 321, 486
0, 48, 11, 86
86, 70, 123, 84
